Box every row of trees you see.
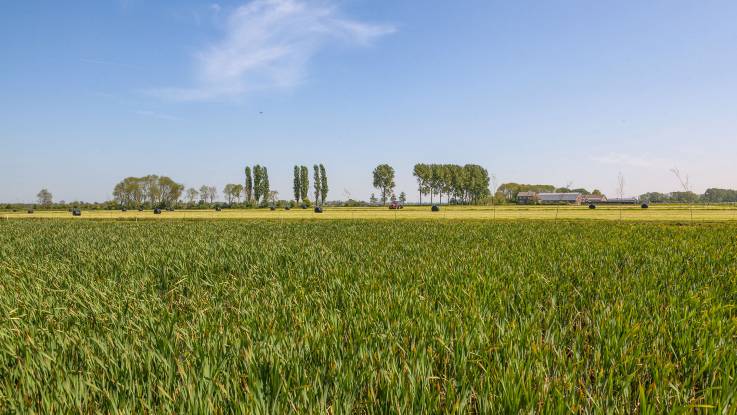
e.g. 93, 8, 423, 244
639, 188, 737, 203
369, 163, 493, 205
112, 175, 184, 208
411, 164, 491, 205
293, 164, 329, 205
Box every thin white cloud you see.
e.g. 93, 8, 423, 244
591, 152, 673, 169
134, 110, 182, 121
151, 0, 395, 101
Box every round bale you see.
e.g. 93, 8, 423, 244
215, 206, 221, 212
314, 206, 323, 213
431, 205, 440, 212
589, 204, 596, 209
300, 204, 308, 209
27, 209, 34, 214
641, 203, 649, 209
270, 206, 276, 211
72, 209, 81, 216
154, 208, 162, 214
285, 206, 291, 211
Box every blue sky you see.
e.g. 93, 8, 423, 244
2, 0, 736, 203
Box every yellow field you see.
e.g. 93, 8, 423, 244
4, 204, 737, 222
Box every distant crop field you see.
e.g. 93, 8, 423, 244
1, 219, 736, 412
4, 204, 737, 222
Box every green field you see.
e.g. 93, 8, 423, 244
1, 219, 736, 412
4, 204, 737, 222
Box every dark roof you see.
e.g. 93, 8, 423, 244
538, 192, 581, 201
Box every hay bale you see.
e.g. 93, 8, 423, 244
215, 206, 221, 212
270, 206, 276, 211
72, 209, 81, 216
589, 204, 596, 209
154, 208, 162, 214
314, 206, 323, 213
300, 204, 308, 209
121, 208, 127, 212
285, 206, 291, 211
641, 203, 649, 209
431, 205, 440, 212
138, 208, 143, 212
27, 209, 34, 214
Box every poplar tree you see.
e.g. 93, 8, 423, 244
253, 165, 263, 203
300, 165, 309, 203
319, 164, 328, 205
244, 166, 253, 203
261, 167, 270, 205
293, 165, 301, 202
313, 164, 321, 204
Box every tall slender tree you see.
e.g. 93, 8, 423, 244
293, 165, 301, 202
261, 167, 270, 205
253, 165, 263, 203
244, 166, 253, 204
319, 164, 328, 205
300, 165, 309, 203
412, 164, 430, 205
313, 164, 321, 204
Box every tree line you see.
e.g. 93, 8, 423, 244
112, 175, 184, 208
292, 164, 328, 206
640, 188, 737, 203
25, 165, 737, 210
411, 164, 491, 205
109, 164, 329, 209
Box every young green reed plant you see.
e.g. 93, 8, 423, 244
0, 219, 736, 413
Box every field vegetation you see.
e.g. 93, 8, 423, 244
1, 219, 736, 412
3, 204, 737, 222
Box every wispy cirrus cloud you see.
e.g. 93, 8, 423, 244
151, 0, 395, 101
591, 152, 672, 169
134, 110, 182, 121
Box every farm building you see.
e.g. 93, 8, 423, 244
582, 194, 607, 204
516, 191, 538, 204
600, 197, 639, 205
538, 192, 583, 205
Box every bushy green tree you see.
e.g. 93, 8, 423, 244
372, 164, 395, 205
36, 189, 53, 207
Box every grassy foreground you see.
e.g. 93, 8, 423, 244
1, 220, 736, 412
4, 204, 737, 222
